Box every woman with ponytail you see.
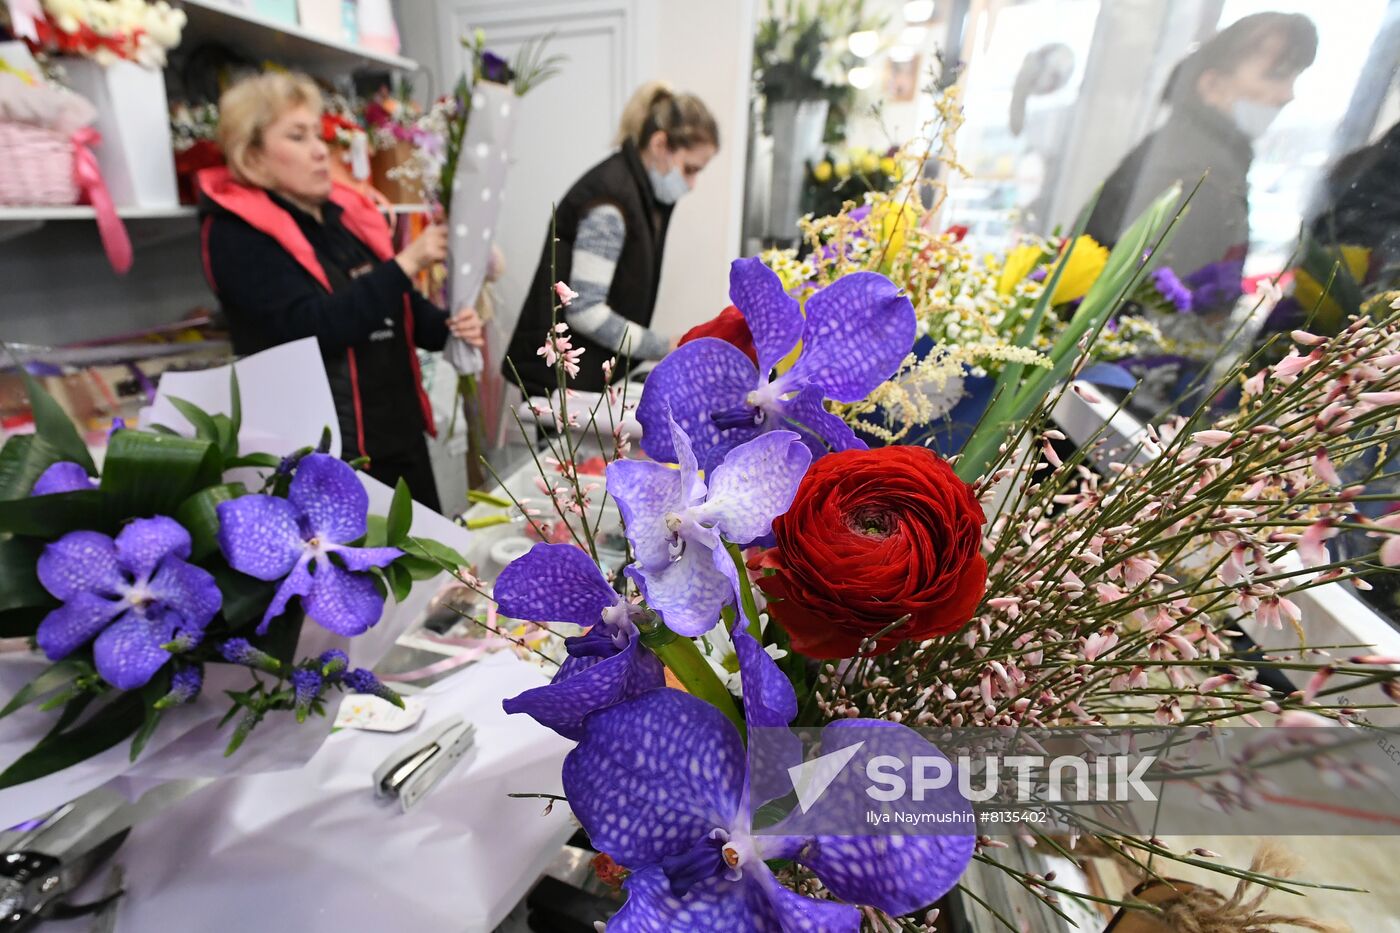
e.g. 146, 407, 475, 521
506, 81, 719, 397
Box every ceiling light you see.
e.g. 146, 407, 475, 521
847, 66, 875, 89
903, 0, 935, 23
900, 25, 928, 46
847, 30, 879, 58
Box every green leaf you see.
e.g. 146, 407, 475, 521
211, 563, 277, 627
0, 433, 68, 501
21, 371, 96, 475
211, 413, 237, 461
402, 536, 468, 571
0, 659, 82, 719
0, 692, 143, 789
0, 488, 108, 537
257, 607, 305, 669
227, 452, 282, 470
0, 536, 52, 612
386, 478, 413, 545
163, 395, 220, 444
363, 514, 388, 548
129, 677, 169, 761
100, 429, 223, 518
387, 562, 413, 603
229, 368, 243, 443
176, 483, 246, 561
396, 554, 443, 582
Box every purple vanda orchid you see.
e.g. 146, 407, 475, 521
564, 686, 974, 932
30, 461, 96, 496
606, 416, 811, 637
499, 542, 664, 740
216, 454, 402, 637
35, 517, 221, 690
637, 256, 916, 470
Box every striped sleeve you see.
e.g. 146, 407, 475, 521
564, 203, 670, 361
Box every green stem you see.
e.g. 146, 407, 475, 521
639, 620, 745, 738
724, 542, 763, 642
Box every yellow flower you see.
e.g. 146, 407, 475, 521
868, 201, 918, 269
879, 156, 897, 176
834, 159, 852, 179
997, 244, 1042, 296
813, 160, 833, 183
859, 152, 880, 175
1048, 235, 1109, 305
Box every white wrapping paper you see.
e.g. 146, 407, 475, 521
444, 82, 519, 378
45, 653, 574, 933
0, 339, 475, 827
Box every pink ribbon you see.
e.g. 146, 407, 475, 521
71, 127, 133, 274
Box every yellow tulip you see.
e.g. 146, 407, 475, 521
859, 152, 880, 175
997, 244, 1042, 297
1049, 235, 1110, 305
834, 159, 852, 179
1293, 244, 1370, 332
813, 160, 833, 183
868, 201, 917, 269
879, 156, 897, 176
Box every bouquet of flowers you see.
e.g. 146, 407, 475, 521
804, 144, 901, 219
170, 100, 220, 204
480, 139, 1400, 925
0, 345, 466, 822
753, 0, 879, 102
27, 0, 185, 69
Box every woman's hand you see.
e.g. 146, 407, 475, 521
395, 223, 449, 278
449, 305, 485, 347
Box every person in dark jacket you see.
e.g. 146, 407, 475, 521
199, 72, 483, 512
506, 81, 719, 398
1086, 12, 1318, 293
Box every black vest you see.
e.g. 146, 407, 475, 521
506, 140, 673, 395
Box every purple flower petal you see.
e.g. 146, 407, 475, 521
607, 459, 683, 570
729, 257, 804, 376
37, 531, 123, 601
730, 625, 797, 730
784, 272, 916, 403
494, 542, 618, 626
502, 638, 663, 740
114, 516, 191, 581
92, 611, 178, 690
257, 555, 313, 634
564, 689, 745, 867
776, 385, 867, 462
608, 867, 786, 933
334, 545, 403, 572
636, 338, 759, 465
147, 559, 222, 630
799, 833, 974, 918
302, 558, 385, 636
217, 496, 304, 582
700, 431, 810, 546
627, 547, 733, 637
289, 453, 369, 544
30, 461, 94, 496
35, 592, 125, 660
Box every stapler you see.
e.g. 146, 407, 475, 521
372, 715, 476, 812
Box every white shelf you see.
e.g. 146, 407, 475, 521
0, 205, 197, 221
179, 0, 418, 73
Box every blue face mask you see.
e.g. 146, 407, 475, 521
647, 164, 689, 205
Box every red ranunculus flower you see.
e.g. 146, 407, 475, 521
751, 445, 987, 658
678, 304, 757, 365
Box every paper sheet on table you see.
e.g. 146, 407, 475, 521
0, 340, 475, 827
44, 653, 574, 933
144, 337, 341, 458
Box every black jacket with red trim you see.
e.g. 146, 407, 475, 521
196, 167, 447, 461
